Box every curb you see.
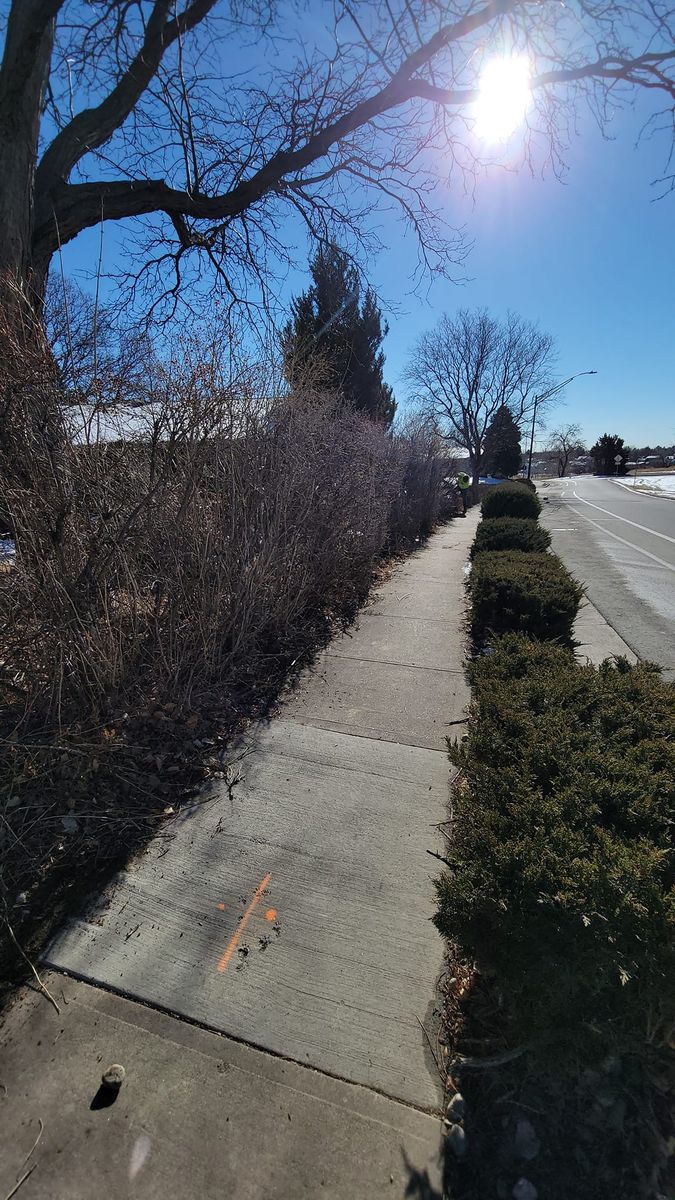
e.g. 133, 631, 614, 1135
573, 595, 638, 667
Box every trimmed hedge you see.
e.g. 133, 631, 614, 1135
469, 550, 582, 645
481, 481, 541, 519
435, 635, 675, 1059
470, 516, 551, 559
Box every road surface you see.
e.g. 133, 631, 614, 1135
540, 475, 675, 679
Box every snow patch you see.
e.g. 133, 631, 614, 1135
618, 475, 675, 498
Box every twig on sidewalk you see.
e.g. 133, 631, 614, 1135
416, 1016, 445, 1082
426, 848, 453, 868
21, 1119, 43, 1167
4, 1164, 37, 1200
2, 913, 60, 1015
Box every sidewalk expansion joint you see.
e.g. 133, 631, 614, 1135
44, 966, 445, 1122
323, 651, 466, 674
362, 613, 457, 625
290, 719, 452, 754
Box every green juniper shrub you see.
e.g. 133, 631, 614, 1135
481, 480, 542, 519
435, 635, 675, 1061
469, 550, 582, 645
512, 476, 537, 492
470, 516, 551, 559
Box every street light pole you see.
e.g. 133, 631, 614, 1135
526, 370, 597, 480
526, 394, 540, 482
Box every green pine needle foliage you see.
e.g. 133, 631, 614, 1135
471, 517, 551, 558
469, 550, 583, 646
481, 481, 542, 519
435, 635, 675, 1061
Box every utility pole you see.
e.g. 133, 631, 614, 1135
526, 371, 597, 480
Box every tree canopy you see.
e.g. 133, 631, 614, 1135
2, 2, 675, 321
482, 405, 522, 477
406, 308, 554, 486
282, 244, 395, 424
43, 276, 154, 404
547, 423, 584, 477
590, 433, 628, 476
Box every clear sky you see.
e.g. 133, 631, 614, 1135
59, 63, 675, 452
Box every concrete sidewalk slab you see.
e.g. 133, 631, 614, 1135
44, 716, 450, 1108
44, 517, 477, 1118
367, 576, 459, 621
245, 719, 446, 784
287, 655, 465, 750
328, 613, 462, 672
0, 975, 442, 1200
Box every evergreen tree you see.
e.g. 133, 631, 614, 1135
482, 405, 522, 477
282, 244, 396, 425
590, 433, 628, 475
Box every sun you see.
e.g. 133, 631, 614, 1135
473, 55, 531, 143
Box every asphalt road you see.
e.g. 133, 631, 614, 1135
539, 475, 675, 678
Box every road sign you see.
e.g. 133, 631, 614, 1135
614, 455, 623, 464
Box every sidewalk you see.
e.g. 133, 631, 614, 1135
1, 511, 478, 1199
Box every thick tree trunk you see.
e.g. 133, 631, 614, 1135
470, 456, 481, 502
0, 2, 56, 308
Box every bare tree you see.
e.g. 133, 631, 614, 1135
0, 2, 675, 323
405, 309, 555, 490
547, 423, 584, 477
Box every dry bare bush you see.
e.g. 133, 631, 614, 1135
0, 298, 449, 932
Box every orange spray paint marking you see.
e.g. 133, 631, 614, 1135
217, 874, 272, 973
264, 908, 277, 923
217, 902, 225, 911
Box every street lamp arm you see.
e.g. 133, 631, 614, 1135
535, 370, 597, 407
526, 370, 597, 480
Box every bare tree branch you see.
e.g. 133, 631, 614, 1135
2, 0, 675, 319
36, 1, 220, 193
547, 423, 584, 477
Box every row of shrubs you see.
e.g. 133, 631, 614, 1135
436, 480, 675, 1071
437, 635, 674, 1061
469, 481, 582, 646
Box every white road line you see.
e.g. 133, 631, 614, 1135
566, 504, 675, 574
571, 492, 675, 546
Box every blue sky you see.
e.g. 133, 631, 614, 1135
59, 75, 675, 452
374, 103, 675, 450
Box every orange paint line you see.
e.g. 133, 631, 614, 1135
217, 873, 272, 973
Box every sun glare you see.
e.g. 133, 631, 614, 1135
474, 55, 531, 143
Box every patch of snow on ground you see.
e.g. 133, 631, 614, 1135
618, 475, 675, 497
